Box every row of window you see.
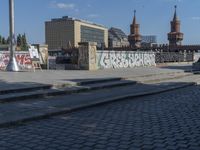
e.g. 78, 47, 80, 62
81, 25, 105, 47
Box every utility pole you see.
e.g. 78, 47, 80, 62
6, 0, 20, 71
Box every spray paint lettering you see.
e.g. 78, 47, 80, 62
97, 51, 156, 69
0, 52, 32, 70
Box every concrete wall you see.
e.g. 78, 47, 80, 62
97, 51, 156, 69
194, 52, 200, 62
0, 50, 48, 70
78, 42, 97, 70
0, 52, 32, 70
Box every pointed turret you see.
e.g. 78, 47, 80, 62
168, 5, 183, 47
173, 5, 178, 21
133, 10, 136, 24
128, 10, 141, 48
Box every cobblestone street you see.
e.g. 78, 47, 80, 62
1, 85, 200, 150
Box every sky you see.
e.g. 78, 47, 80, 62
0, 0, 200, 45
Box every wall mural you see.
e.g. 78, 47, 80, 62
97, 51, 156, 69
0, 52, 32, 70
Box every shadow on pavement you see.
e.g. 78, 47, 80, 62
158, 64, 193, 72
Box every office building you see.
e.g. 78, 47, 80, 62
45, 16, 108, 50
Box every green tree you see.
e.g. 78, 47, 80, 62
16, 33, 28, 50
6, 37, 10, 44
2, 37, 6, 44
17, 34, 22, 47
21, 33, 28, 51
0, 35, 2, 44
0, 35, 10, 45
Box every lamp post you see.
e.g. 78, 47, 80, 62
6, 0, 20, 71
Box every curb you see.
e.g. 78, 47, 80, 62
0, 82, 195, 128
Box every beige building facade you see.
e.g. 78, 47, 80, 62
45, 16, 108, 50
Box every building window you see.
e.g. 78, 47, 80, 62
81, 25, 104, 48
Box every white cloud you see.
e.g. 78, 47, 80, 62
192, 17, 200, 20
57, 3, 75, 9
50, 1, 75, 10
87, 14, 99, 18
162, 0, 182, 2
87, 4, 92, 8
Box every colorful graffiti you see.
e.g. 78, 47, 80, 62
97, 51, 156, 69
0, 52, 32, 70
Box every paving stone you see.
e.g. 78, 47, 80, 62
0, 85, 200, 149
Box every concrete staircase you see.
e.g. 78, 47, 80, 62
0, 73, 196, 128
0, 78, 137, 104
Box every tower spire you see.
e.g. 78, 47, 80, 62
173, 5, 178, 21
133, 10, 136, 24
168, 5, 183, 47
128, 9, 141, 48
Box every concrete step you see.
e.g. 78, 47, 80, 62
74, 77, 123, 86
0, 84, 52, 95
0, 78, 123, 95
136, 73, 193, 84
0, 82, 195, 128
0, 72, 192, 104
0, 80, 137, 103
0, 72, 190, 96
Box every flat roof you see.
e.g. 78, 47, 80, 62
48, 16, 107, 29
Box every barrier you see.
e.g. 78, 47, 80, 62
97, 51, 156, 69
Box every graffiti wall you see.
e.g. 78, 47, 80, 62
155, 52, 194, 63
97, 51, 156, 69
0, 52, 32, 70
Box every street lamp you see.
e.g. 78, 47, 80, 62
6, 0, 20, 71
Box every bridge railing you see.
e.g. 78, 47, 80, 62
155, 52, 194, 63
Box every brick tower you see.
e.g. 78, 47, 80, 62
128, 10, 141, 48
168, 5, 183, 46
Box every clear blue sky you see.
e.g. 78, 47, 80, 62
0, 0, 200, 44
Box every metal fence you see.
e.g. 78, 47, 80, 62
155, 52, 194, 63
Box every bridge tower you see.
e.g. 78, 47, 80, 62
128, 10, 142, 48
168, 5, 184, 46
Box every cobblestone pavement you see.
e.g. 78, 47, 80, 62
1, 85, 200, 150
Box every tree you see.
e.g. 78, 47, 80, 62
16, 33, 28, 50
0, 35, 9, 45
21, 33, 28, 51
2, 37, 6, 44
0, 35, 2, 44
17, 34, 22, 47
6, 37, 10, 44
